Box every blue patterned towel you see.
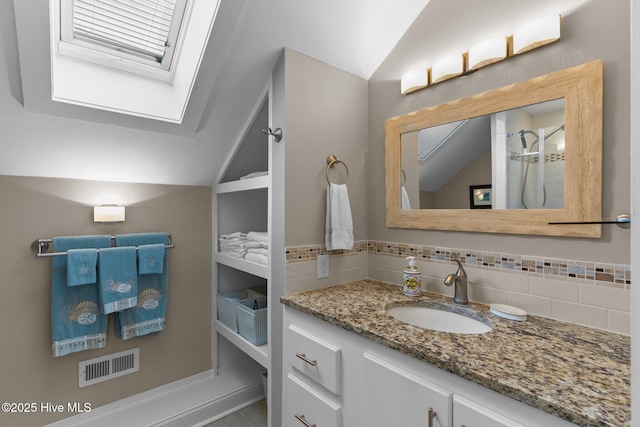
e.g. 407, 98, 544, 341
98, 246, 138, 314
67, 248, 98, 286
114, 233, 169, 339
138, 244, 165, 275
51, 235, 111, 357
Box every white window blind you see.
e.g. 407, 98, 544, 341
71, 0, 184, 64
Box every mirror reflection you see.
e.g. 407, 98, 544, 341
401, 99, 565, 210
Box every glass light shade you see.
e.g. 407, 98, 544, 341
401, 68, 428, 94
513, 15, 561, 55
431, 54, 463, 84
468, 37, 507, 70
94, 205, 125, 222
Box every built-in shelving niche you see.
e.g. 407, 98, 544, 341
213, 80, 275, 425
220, 97, 269, 183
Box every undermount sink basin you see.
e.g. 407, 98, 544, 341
387, 305, 493, 334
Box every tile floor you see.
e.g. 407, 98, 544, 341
204, 399, 267, 427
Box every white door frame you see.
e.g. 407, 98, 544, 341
631, 0, 638, 424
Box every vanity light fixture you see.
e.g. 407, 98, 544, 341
400, 68, 429, 94
512, 15, 561, 55
431, 54, 464, 84
94, 205, 126, 222
468, 36, 507, 71
400, 14, 561, 94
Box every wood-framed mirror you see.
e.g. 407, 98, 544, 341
385, 60, 603, 237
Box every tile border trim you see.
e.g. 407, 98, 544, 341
285, 240, 630, 289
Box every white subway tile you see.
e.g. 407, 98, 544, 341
607, 310, 631, 335
551, 300, 607, 330
286, 260, 316, 279
579, 284, 630, 312
486, 270, 529, 293
530, 277, 578, 302
330, 253, 368, 271
468, 286, 507, 305
507, 292, 552, 317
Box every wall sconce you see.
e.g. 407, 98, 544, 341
468, 36, 507, 71
431, 54, 464, 84
400, 14, 561, 94
94, 205, 126, 222
512, 15, 561, 55
400, 68, 429, 94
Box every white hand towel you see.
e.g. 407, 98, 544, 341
325, 184, 354, 251
401, 186, 411, 210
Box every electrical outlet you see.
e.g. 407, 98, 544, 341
317, 254, 329, 278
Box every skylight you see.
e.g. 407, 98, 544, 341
49, 0, 222, 123
59, 0, 189, 81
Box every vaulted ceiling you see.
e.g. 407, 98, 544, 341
0, 0, 428, 185
0, 0, 589, 186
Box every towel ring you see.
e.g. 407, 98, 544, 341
401, 169, 406, 186
326, 155, 349, 185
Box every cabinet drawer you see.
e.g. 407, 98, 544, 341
286, 374, 341, 427
288, 325, 341, 395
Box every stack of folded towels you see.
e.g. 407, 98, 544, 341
218, 232, 248, 258
219, 231, 269, 265
244, 231, 269, 266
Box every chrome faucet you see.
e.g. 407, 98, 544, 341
444, 259, 468, 304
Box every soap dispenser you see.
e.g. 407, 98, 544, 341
403, 256, 421, 296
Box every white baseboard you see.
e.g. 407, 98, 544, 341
45, 362, 266, 427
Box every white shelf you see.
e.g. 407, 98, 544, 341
215, 320, 269, 369
215, 252, 270, 279
215, 175, 269, 194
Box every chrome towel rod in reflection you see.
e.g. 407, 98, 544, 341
31, 234, 175, 258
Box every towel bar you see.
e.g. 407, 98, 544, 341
31, 234, 175, 258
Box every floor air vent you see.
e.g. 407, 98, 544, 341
79, 348, 140, 388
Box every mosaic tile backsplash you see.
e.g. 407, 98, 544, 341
286, 240, 630, 289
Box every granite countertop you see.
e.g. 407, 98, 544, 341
280, 279, 630, 427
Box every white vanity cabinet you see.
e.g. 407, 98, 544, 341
364, 352, 452, 427
283, 307, 579, 427
453, 395, 526, 427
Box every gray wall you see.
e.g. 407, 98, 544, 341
283, 49, 369, 247
368, 0, 630, 263
0, 175, 212, 427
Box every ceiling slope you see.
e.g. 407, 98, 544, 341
0, 0, 428, 185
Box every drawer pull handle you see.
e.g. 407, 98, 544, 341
428, 407, 437, 427
295, 413, 316, 427
295, 353, 317, 366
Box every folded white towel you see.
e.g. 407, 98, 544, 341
325, 184, 354, 251
219, 232, 247, 240
401, 186, 411, 210
240, 171, 268, 180
247, 247, 269, 256
247, 231, 268, 243
245, 252, 269, 265
221, 248, 247, 258
246, 241, 268, 249
220, 240, 249, 248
